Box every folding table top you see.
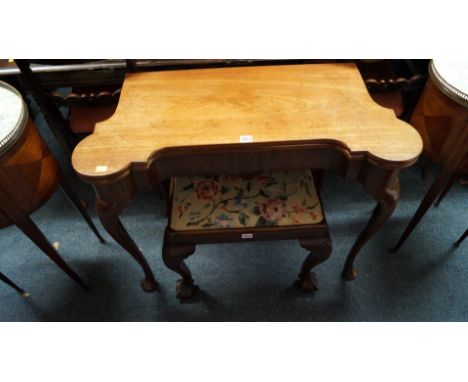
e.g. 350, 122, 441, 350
72, 63, 422, 179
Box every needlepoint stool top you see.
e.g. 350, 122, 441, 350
170, 170, 323, 231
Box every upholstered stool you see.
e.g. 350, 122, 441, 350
162, 170, 332, 299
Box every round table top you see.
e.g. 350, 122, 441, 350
0, 81, 28, 155
430, 59, 468, 108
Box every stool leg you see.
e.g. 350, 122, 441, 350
455, 229, 468, 246
0, 272, 29, 297
58, 169, 105, 243
296, 238, 332, 291
15, 216, 88, 290
162, 237, 197, 299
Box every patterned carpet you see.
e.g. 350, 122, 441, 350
0, 109, 466, 321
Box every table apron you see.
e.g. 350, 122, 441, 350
90, 145, 404, 205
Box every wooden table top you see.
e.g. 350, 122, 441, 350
72, 63, 422, 179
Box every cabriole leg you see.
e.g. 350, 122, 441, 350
343, 178, 400, 280
96, 198, 158, 292
162, 235, 197, 299
296, 237, 332, 291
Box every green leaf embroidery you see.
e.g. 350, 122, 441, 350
255, 216, 276, 227
238, 212, 250, 226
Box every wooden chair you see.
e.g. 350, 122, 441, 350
162, 170, 331, 299
14, 60, 126, 156
357, 59, 429, 121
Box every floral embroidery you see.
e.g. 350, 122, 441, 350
213, 213, 234, 228
261, 199, 287, 222
292, 205, 307, 214
194, 179, 219, 200
171, 170, 323, 231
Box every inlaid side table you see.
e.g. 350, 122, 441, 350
72, 64, 423, 292
0, 80, 105, 291
393, 60, 468, 251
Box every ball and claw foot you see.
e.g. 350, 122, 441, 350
141, 278, 158, 293
295, 272, 319, 292
176, 279, 198, 299
342, 265, 358, 281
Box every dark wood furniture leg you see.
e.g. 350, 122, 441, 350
0, 271, 29, 297
15, 216, 88, 290
394, 117, 467, 251
455, 229, 467, 246
392, 169, 454, 253
296, 237, 332, 291
343, 178, 400, 280
434, 172, 458, 207
58, 169, 105, 243
162, 238, 197, 299
15, 60, 77, 156
96, 198, 158, 292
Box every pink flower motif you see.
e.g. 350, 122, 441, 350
194, 180, 219, 201
177, 205, 185, 218
261, 199, 287, 222
292, 205, 307, 214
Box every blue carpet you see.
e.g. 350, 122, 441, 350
0, 108, 466, 321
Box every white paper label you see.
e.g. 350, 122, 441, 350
240, 135, 253, 143
95, 165, 108, 173
241, 233, 253, 239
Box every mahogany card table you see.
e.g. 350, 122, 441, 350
72, 64, 423, 292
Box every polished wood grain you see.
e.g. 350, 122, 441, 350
410, 78, 468, 169
73, 64, 422, 180
393, 76, 468, 251
71, 63, 423, 292
0, 118, 104, 290
0, 120, 59, 227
